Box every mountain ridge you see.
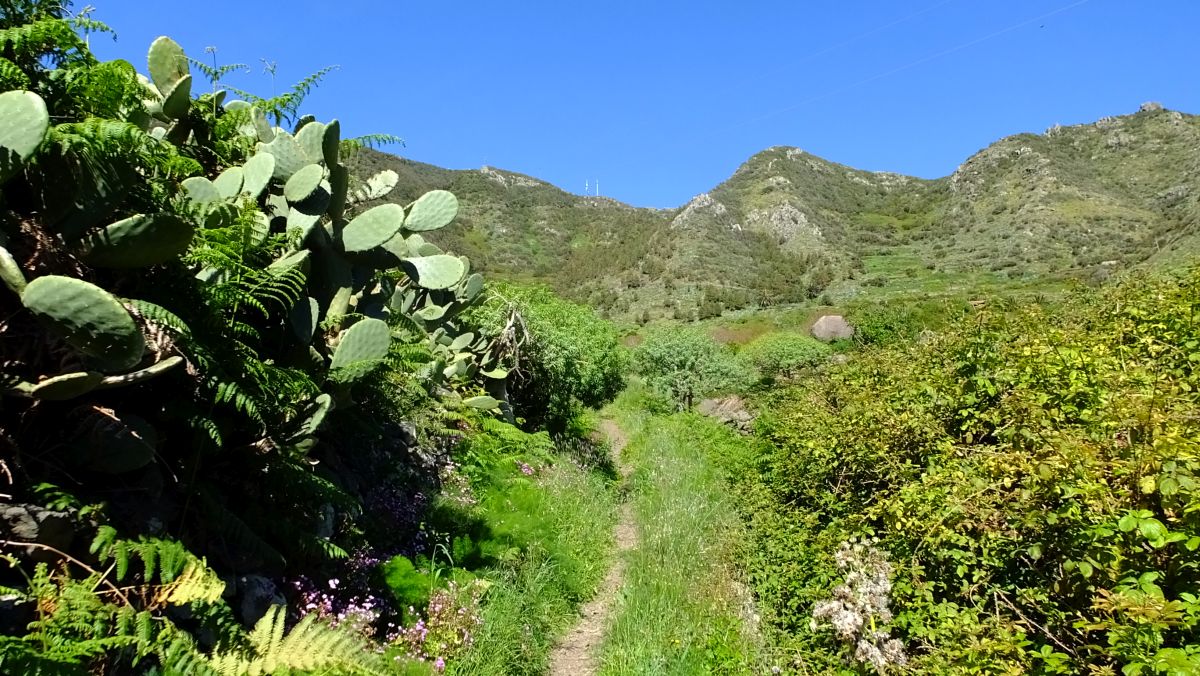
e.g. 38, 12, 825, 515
351, 104, 1200, 319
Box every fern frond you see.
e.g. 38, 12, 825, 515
187, 57, 249, 87
0, 56, 31, 88
156, 561, 225, 605
208, 605, 383, 675
89, 526, 203, 585
0, 17, 89, 65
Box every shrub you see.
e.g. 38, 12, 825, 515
464, 283, 627, 432
737, 331, 830, 381
634, 327, 748, 409
741, 269, 1200, 673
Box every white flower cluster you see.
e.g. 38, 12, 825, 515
810, 538, 908, 673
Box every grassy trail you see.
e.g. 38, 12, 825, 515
596, 386, 765, 675
548, 420, 637, 675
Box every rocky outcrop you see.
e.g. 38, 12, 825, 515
671, 193, 740, 231
744, 202, 822, 244
480, 165, 543, 188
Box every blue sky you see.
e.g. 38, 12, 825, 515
89, 1, 1198, 208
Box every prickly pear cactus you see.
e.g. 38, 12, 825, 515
0, 90, 50, 182
342, 204, 405, 253
330, 317, 391, 372
84, 214, 195, 268
403, 190, 459, 232
21, 276, 145, 371
401, 254, 466, 290
0, 245, 26, 294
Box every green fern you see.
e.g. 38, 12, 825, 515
207, 605, 383, 676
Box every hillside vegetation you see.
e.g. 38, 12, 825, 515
358, 107, 1200, 321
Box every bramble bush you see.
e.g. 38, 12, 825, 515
744, 268, 1200, 674
737, 331, 830, 383
634, 326, 749, 410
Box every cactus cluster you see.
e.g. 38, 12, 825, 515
2, 34, 506, 469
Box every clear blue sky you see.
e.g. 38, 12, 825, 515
89, 1, 1198, 208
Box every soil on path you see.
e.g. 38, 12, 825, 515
548, 419, 636, 676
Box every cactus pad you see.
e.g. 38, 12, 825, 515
463, 395, 501, 410
416, 304, 447, 321
0, 90, 49, 182
181, 176, 221, 205
160, 74, 192, 120
285, 163, 325, 203
295, 121, 326, 165
147, 36, 189, 95
403, 190, 459, 232
21, 276, 145, 371
322, 119, 341, 167
342, 203, 405, 253
0, 244, 26, 294
330, 317, 391, 370
401, 255, 466, 290
463, 273, 484, 301
30, 371, 104, 401
301, 393, 333, 436
96, 356, 184, 390
290, 296, 320, 341
213, 166, 244, 198
257, 131, 308, 180
85, 213, 195, 268
240, 152, 276, 199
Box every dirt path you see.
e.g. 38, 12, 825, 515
548, 419, 636, 676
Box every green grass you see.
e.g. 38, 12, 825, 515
598, 386, 765, 675
450, 459, 618, 675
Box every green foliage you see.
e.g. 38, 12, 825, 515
846, 296, 971, 347
445, 431, 617, 675
634, 326, 748, 409
737, 331, 830, 381
740, 268, 1200, 673
464, 283, 627, 432
0, 11, 523, 674
598, 386, 764, 674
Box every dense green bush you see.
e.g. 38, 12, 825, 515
464, 283, 626, 432
737, 331, 830, 381
847, 297, 971, 346
742, 269, 1200, 673
634, 326, 748, 409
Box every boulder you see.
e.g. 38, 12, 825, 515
697, 396, 754, 433
811, 314, 855, 342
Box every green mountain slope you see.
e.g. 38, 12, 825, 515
352, 105, 1200, 320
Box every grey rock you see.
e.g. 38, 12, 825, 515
398, 421, 418, 447
238, 575, 285, 626
811, 315, 855, 342
1, 504, 74, 562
